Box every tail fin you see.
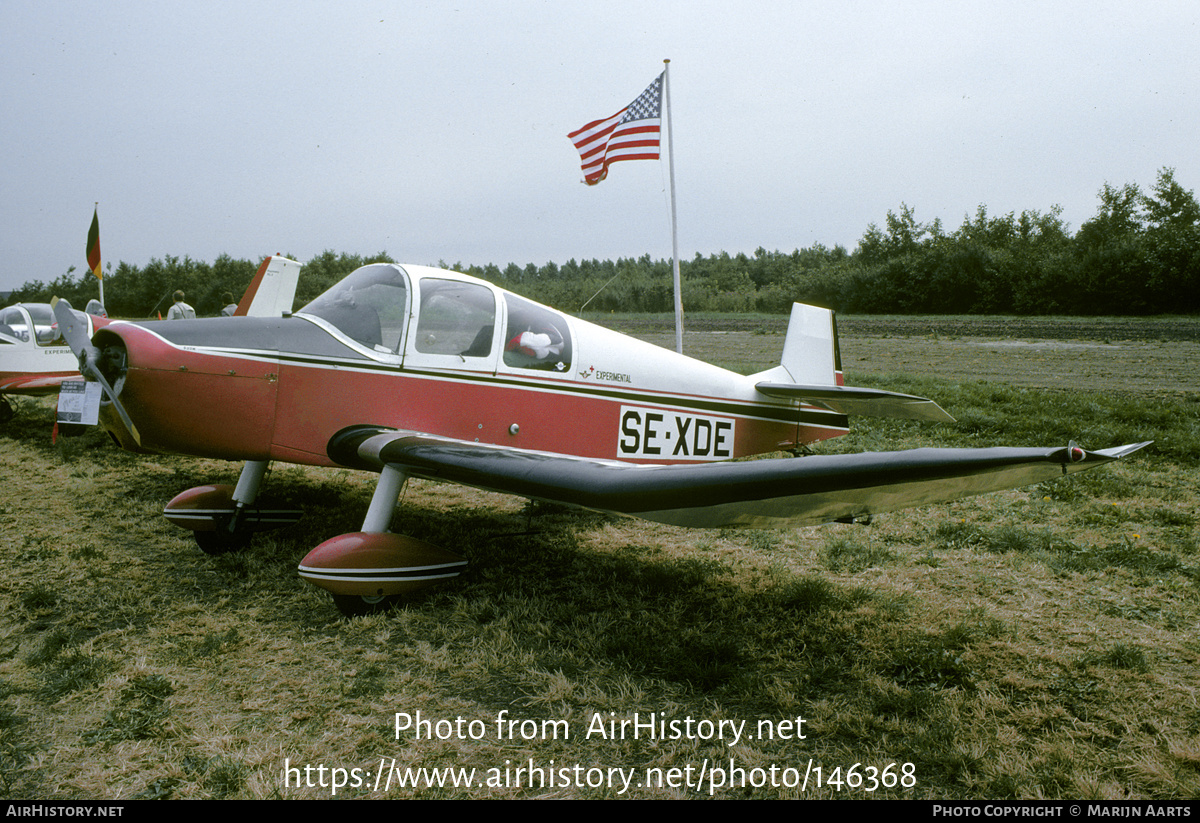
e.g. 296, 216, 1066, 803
236, 256, 302, 317
752, 302, 954, 423
779, 302, 841, 386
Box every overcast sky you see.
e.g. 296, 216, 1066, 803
2, 1, 1197, 293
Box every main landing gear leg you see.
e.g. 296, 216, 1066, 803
361, 464, 406, 534
230, 460, 269, 528
330, 466, 408, 616
299, 466, 467, 617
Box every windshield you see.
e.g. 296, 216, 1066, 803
26, 305, 62, 345
0, 307, 25, 342
299, 264, 410, 352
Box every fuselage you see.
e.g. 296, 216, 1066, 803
91, 264, 848, 466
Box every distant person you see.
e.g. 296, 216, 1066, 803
168, 290, 196, 320
220, 292, 237, 317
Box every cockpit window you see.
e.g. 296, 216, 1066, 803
1, 307, 28, 342
299, 264, 409, 352
503, 294, 571, 372
0, 308, 22, 342
0, 305, 61, 346
25, 305, 62, 346
414, 280, 496, 357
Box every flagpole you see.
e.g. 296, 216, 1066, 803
663, 59, 683, 354
97, 205, 104, 307
96, 203, 104, 309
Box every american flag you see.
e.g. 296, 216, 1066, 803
568, 73, 663, 185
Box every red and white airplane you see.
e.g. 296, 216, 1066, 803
52, 258, 1147, 615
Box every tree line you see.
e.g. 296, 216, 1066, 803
9, 167, 1198, 317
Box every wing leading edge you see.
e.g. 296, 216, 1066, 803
328, 428, 1150, 529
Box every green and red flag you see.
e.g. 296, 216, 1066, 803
86, 207, 102, 280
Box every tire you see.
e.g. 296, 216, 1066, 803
331, 594, 403, 617
194, 528, 253, 556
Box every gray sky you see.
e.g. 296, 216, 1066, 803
2, 1, 1197, 293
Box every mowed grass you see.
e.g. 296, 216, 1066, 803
0, 331, 1198, 799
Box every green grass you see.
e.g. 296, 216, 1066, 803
0, 322, 1197, 799
813, 374, 1200, 473
85, 674, 175, 745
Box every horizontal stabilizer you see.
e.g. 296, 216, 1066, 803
756, 382, 956, 423
329, 428, 1149, 529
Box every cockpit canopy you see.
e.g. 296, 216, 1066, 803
298, 264, 409, 352
297, 264, 572, 373
0, 304, 61, 346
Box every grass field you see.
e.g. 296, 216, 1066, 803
1, 316, 1197, 799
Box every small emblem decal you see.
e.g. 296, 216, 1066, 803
580, 365, 631, 383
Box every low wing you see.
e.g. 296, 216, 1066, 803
329, 428, 1150, 529
0, 373, 78, 396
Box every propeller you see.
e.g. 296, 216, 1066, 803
51, 297, 141, 445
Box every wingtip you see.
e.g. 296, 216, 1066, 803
1067, 440, 1152, 462
932, 404, 957, 424
1094, 441, 1153, 459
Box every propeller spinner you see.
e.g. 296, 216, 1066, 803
51, 297, 141, 445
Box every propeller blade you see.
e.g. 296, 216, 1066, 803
50, 296, 95, 360
50, 297, 141, 445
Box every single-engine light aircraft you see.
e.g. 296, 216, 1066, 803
0, 302, 101, 423
52, 258, 1147, 616
1, 255, 301, 424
